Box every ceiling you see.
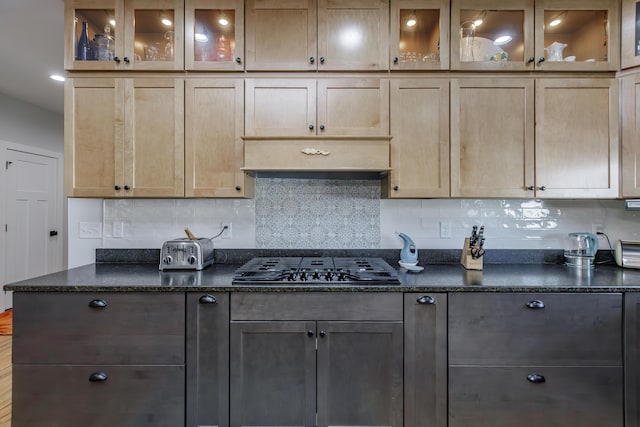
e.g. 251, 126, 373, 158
0, 0, 65, 114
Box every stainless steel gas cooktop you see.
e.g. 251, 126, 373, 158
232, 257, 400, 285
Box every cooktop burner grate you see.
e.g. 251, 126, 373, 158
232, 257, 400, 285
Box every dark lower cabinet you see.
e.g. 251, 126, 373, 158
449, 366, 623, 427
229, 292, 404, 427
403, 293, 447, 427
12, 364, 185, 427
448, 292, 623, 427
187, 293, 230, 427
625, 293, 640, 427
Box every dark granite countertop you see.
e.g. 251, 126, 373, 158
5, 262, 640, 293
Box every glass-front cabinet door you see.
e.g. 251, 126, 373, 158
390, 0, 450, 70
451, 0, 533, 71
65, 0, 183, 71
534, 0, 619, 71
185, 0, 244, 70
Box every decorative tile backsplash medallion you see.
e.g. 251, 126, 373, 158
255, 177, 381, 249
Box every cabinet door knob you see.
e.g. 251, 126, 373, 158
319, 57, 325, 63
319, 124, 325, 130
393, 57, 399, 63
527, 185, 535, 191
123, 57, 130, 63
124, 185, 130, 191
88, 299, 107, 308
235, 185, 242, 191
538, 186, 546, 191
307, 329, 314, 337
319, 330, 326, 337
526, 373, 546, 383
309, 124, 314, 130
114, 185, 121, 191
527, 57, 535, 63
235, 57, 242, 64
417, 295, 435, 305
199, 295, 217, 304
393, 186, 399, 191
309, 57, 315, 63
537, 57, 545, 64
89, 372, 108, 382
114, 56, 121, 64
526, 299, 545, 309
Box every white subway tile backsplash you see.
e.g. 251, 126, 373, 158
101, 179, 640, 251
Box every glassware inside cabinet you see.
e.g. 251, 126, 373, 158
74, 9, 116, 61
193, 9, 236, 62
134, 9, 175, 62
398, 9, 441, 64
458, 9, 524, 63
542, 10, 608, 63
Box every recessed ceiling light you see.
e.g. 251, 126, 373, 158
219, 17, 229, 26
406, 18, 416, 27
50, 74, 65, 82
473, 18, 483, 26
161, 18, 172, 26
549, 18, 562, 27
494, 35, 512, 45
109, 19, 116, 26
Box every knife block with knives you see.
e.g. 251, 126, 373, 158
460, 225, 485, 270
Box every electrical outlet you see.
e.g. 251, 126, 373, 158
440, 221, 451, 238
221, 222, 232, 239
79, 222, 102, 239
592, 224, 604, 235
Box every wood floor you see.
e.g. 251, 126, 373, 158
0, 335, 10, 426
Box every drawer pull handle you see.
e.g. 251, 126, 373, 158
199, 295, 217, 304
89, 372, 108, 382
307, 329, 314, 337
301, 148, 330, 156
319, 330, 326, 337
88, 299, 107, 308
417, 295, 435, 305
525, 300, 545, 309
527, 373, 545, 383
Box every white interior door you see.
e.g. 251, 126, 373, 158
4, 149, 61, 308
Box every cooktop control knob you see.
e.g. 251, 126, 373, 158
299, 270, 307, 281
187, 255, 197, 265
163, 255, 173, 265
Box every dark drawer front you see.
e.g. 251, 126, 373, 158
449, 366, 623, 427
449, 292, 622, 365
12, 365, 185, 427
13, 292, 185, 364
231, 292, 403, 320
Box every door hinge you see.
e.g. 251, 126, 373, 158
5, 161, 12, 170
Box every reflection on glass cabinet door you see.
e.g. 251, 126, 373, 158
541, 10, 608, 63
73, 9, 117, 63
194, 9, 236, 62
398, 9, 440, 63
133, 9, 175, 62
458, 9, 524, 63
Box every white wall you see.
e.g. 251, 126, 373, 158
67, 198, 103, 268
0, 92, 64, 153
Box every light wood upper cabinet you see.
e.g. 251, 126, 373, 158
534, 78, 618, 198
65, 78, 123, 197
245, 0, 317, 70
245, 78, 389, 136
450, 0, 619, 71
185, 79, 254, 198
388, 79, 450, 198
65, 0, 184, 71
65, 77, 184, 198
621, 73, 640, 197
390, 0, 450, 70
451, 77, 618, 199
317, 0, 390, 70
185, 0, 244, 70
246, 0, 389, 71
451, 78, 535, 198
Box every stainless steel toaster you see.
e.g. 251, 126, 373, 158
615, 240, 640, 269
159, 238, 214, 271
